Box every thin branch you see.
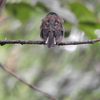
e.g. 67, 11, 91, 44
0, 40, 45, 46
0, 38, 100, 46
60, 38, 100, 45
0, 63, 57, 100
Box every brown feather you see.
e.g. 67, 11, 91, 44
40, 12, 65, 48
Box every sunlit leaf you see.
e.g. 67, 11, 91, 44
5, 2, 49, 23
78, 22, 100, 39
69, 2, 95, 22
5, 2, 35, 22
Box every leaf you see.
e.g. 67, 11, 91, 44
78, 22, 100, 39
5, 2, 35, 22
69, 2, 95, 22
5, 2, 49, 22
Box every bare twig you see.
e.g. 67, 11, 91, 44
0, 63, 57, 100
0, 40, 45, 46
0, 38, 100, 46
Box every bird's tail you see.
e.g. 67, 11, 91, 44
46, 31, 56, 48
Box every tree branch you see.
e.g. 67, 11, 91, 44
0, 38, 100, 46
0, 63, 57, 100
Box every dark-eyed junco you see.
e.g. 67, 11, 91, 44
40, 12, 64, 48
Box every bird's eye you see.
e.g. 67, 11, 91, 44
55, 21, 59, 25
46, 21, 49, 25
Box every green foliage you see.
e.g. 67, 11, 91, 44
78, 22, 99, 39
5, 2, 34, 22
0, 0, 100, 100
67, 2, 99, 39
5, 2, 46, 22
69, 2, 95, 22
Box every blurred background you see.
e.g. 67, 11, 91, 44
0, 0, 100, 100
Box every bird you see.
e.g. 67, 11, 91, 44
40, 12, 65, 48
